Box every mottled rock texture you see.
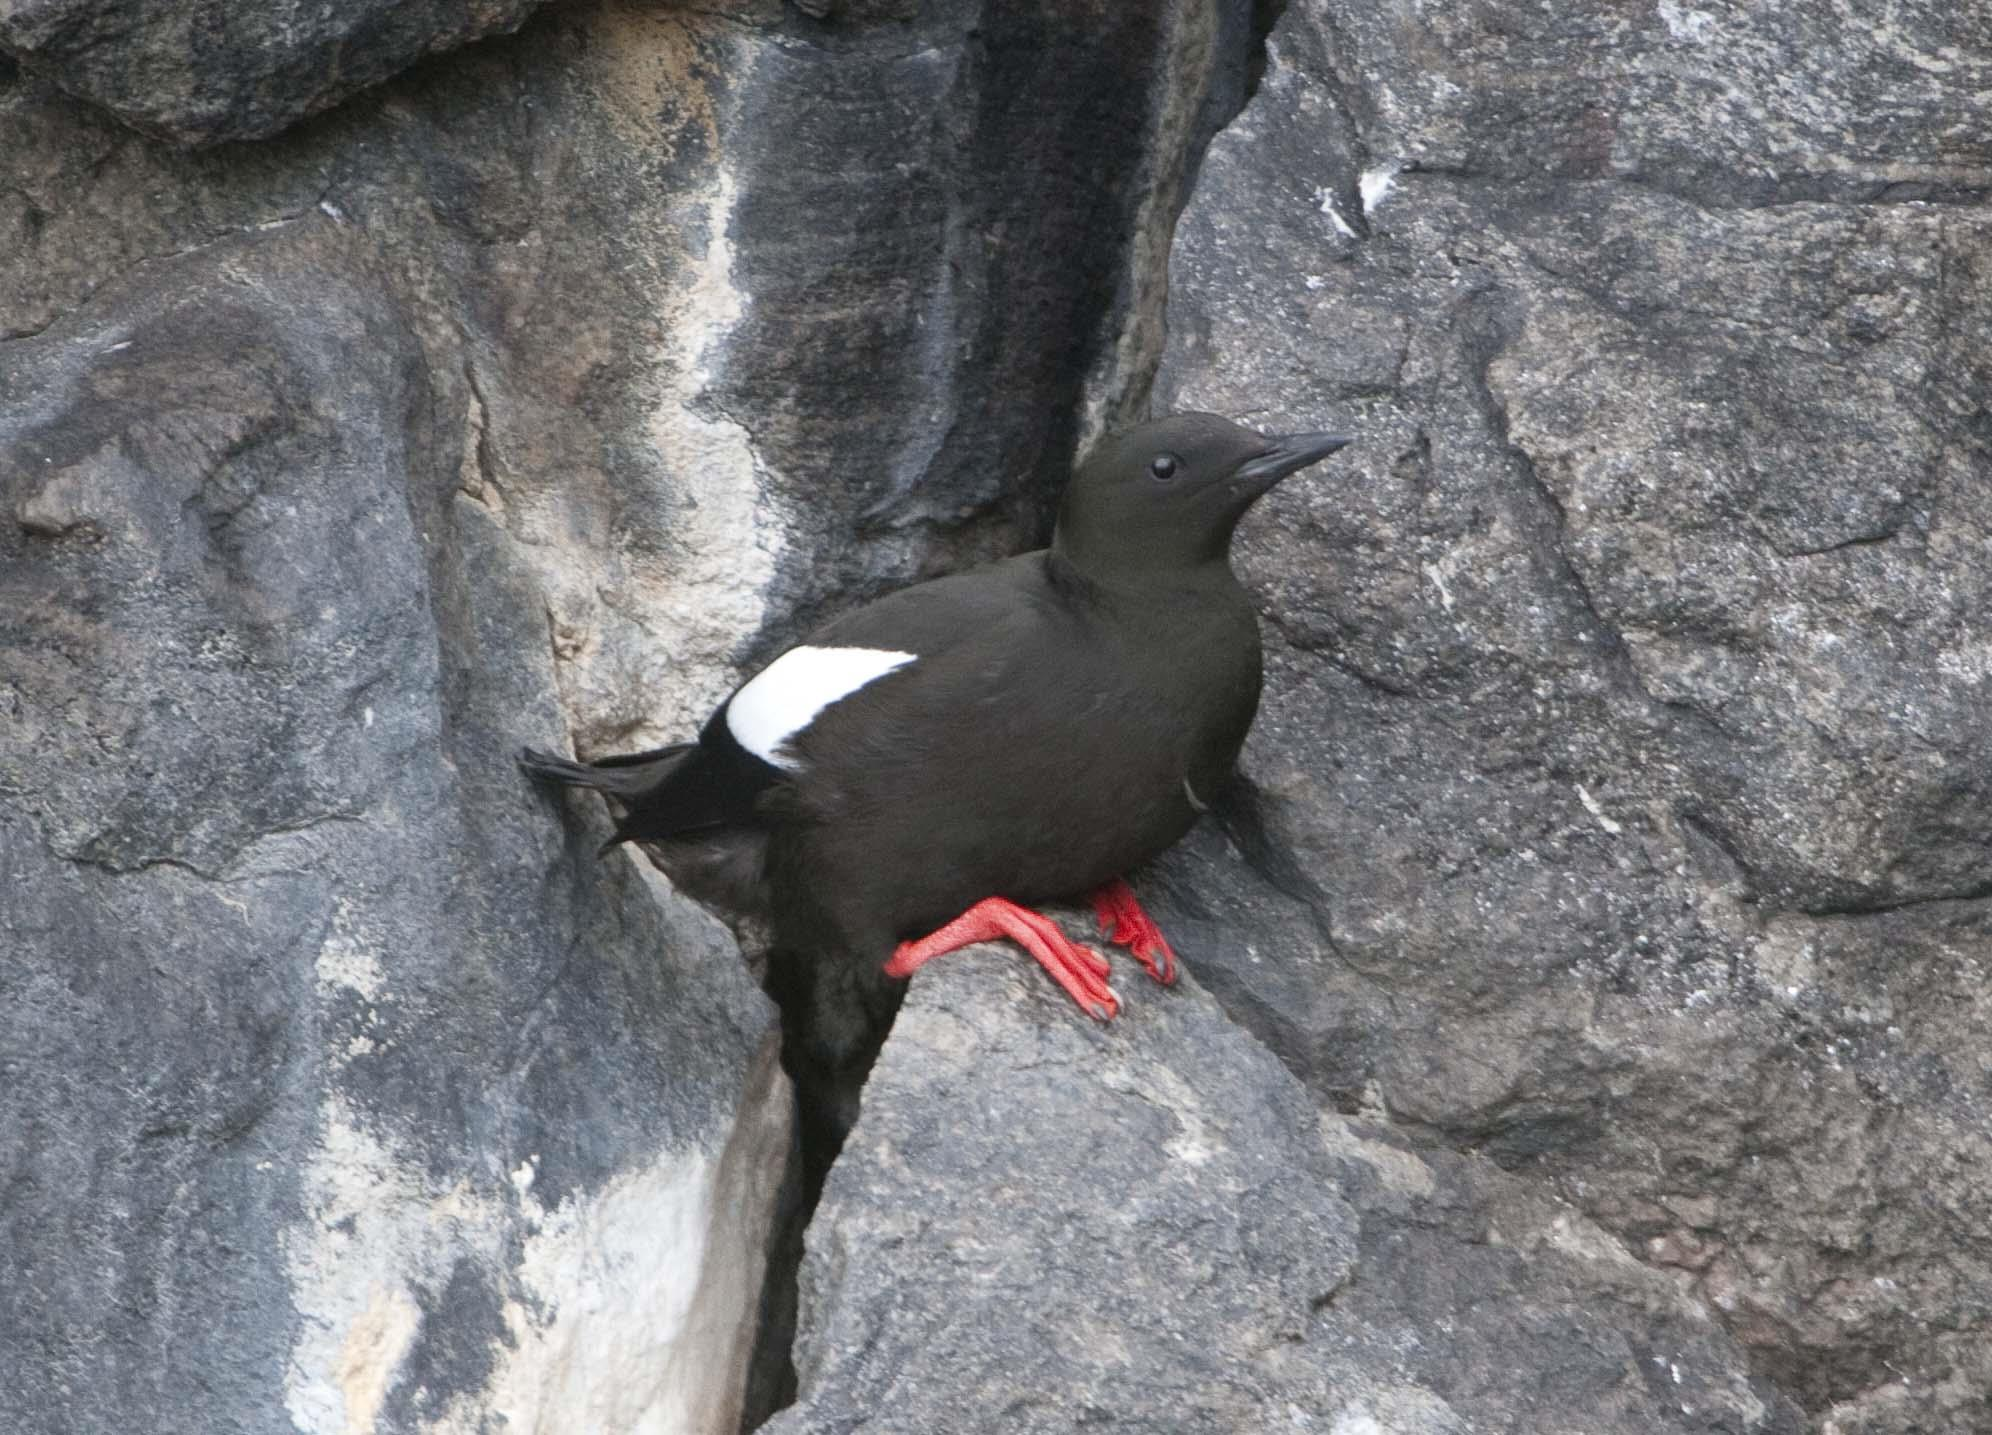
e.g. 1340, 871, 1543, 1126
772, 947, 1803, 1434
0, 0, 548, 144
1152, 2, 1992, 1430
0, 1, 1243, 1430
6, 0, 1990, 1429
0, 0, 549, 145
0, 170, 791, 1435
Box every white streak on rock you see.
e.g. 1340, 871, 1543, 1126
333, 1284, 420, 1435
633, 163, 785, 736
1319, 1113, 1436, 1198
1657, 0, 1714, 42
526, 132, 788, 752
1575, 782, 1624, 836
1422, 559, 1456, 613
1316, 186, 1360, 239
1329, 1387, 1466, 1435
1359, 163, 1400, 215
486, 1155, 719, 1433
282, 1046, 790, 1435
283, 1093, 440, 1435
314, 899, 385, 1001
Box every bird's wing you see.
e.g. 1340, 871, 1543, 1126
725, 553, 1065, 773
606, 555, 1059, 839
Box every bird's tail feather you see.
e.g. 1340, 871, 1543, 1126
518, 743, 694, 802
521, 741, 745, 854
519, 746, 604, 787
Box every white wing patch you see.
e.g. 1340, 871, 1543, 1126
725, 644, 918, 770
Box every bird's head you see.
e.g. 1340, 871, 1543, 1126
1052, 412, 1351, 577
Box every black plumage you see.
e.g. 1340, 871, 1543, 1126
523, 412, 1349, 1161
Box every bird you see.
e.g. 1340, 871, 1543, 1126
522, 412, 1350, 1162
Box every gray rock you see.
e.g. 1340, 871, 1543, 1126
0, 217, 789, 1433
0, 0, 548, 145
0, 1, 1249, 1429
15, 0, 1975, 1423
1152, 1, 1992, 1427
695, 0, 1245, 665
773, 946, 1802, 1434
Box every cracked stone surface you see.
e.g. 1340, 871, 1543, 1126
0, 215, 790, 1435
0, 0, 550, 144
1150, 2, 1992, 1429
7, 0, 1989, 1428
0, 2, 1240, 1430
770, 946, 1803, 1435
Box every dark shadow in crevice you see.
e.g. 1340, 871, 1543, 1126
1173, 0, 1290, 241
735, 1118, 806, 1430
737, 954, 907, 1431
1244, 0, 1292, 101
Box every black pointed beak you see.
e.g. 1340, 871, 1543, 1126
1233, 431, 1353, 491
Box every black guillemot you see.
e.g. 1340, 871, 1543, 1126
522, 412, 1348, 1061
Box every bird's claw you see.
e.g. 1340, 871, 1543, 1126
1089, 878, 1181, 986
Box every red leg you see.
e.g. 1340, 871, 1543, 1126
1088, 878, 1180, 986
884, 897, 1120, 1021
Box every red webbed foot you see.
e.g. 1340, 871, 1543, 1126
883, 897, 1120, 1021
1088, 877, 1180, 986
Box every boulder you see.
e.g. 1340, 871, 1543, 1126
1151, 1, 1992, 1427
0, 216, 789, 1434
0, 0, 549, 144
772, 947, 1803, 1434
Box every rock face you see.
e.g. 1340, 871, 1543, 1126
772, 947, 1803, 1434
1151, 2, 1992, 1429
0, 2, 1242, 1431
7, 0, 1989, 1429
0, 190, 791, 1435
0, 0, 549, 145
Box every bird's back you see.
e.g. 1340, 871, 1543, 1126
773, 550, 1262, 945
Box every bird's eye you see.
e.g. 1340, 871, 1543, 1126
1149, 453, 1180, 481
